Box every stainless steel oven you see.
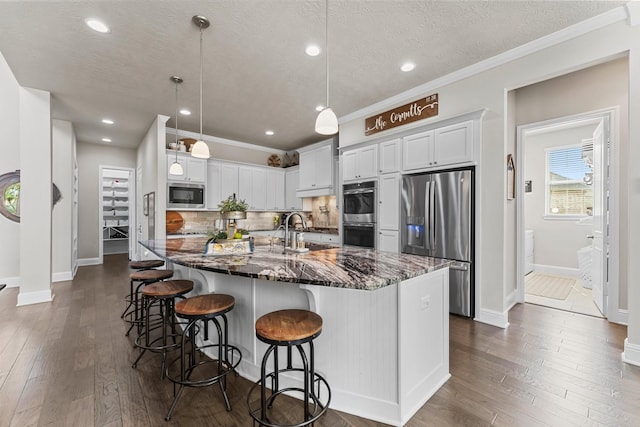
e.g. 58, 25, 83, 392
343, 181, 376, 248
167, 183, 205, 209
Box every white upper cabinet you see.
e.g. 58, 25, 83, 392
342, 145, 378, 182
378, 138, 401, 174
206, 161, 222, 209
238, 166, 267, 210
285, 167, 303, 210
401, 119, 474, 172
266, 169, 286, 210
187, 157, 206, 182
167, 154, 206, 183
402, 129, 435, 171
219, 163, 238, 201
297, 139, 335, 196
433, 120, 474, 166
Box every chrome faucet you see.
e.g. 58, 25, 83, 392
284, 211, 307, 249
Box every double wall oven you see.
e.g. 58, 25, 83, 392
342, 181, 376, 248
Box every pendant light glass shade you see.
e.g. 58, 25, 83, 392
169, 75, 184, 175
169, 160, 183, 175
191, 15, 211, 159
315, 107, 338, 135
315, 0, 338, 135
191, 140, 210, 158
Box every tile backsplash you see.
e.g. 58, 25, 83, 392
310, 196, 338, 228
171, 195, 339, 234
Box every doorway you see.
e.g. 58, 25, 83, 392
99, 166, 136, 263
516, 109, 618, 319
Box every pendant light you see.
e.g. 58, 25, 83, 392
191, 15, 211, 159
315, 0, 338, 135
169, 76, 184, 175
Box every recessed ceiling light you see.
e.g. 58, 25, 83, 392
401, 62, 416, 72
102, 138, 112, 143
85, 18, 110, 33
102, 118, 114, 125
265, 130, 274, 136
179, 109, 191, 116
315, 105, 325, 112
305, 45, 321, 57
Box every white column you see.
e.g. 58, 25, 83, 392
18, 87, 53, 306
623, 42, 640, 366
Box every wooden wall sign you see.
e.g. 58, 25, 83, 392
365, 94, 438, 136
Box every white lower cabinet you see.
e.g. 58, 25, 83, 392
378, 229, 399, 253
377, 173, 400, 253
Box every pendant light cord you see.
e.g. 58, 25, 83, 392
175, 81, 179, 145
325, 0, 329, 108
199, 25, 204, 140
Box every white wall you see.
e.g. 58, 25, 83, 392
137, 116, 168, 246
18, 87, 52, 306
0, 52, 21, 286
52, 120, 76, 280
524, 124, 597, 271
515, 57, 628, 309
76, 142, 136, 260
337, 14, 640, 350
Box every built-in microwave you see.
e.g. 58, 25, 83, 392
167, 183, 205, 209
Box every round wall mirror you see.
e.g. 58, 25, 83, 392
0, 170, 61, 223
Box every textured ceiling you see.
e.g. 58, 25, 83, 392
0, 1, 626, 151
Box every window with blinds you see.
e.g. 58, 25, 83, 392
545, 145, 592, 216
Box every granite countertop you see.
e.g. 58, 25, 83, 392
140, 237, 450, 291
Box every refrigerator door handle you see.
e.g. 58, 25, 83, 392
429, 179, 436, 250
450, 262, 469, 271
424, 181, 431, 250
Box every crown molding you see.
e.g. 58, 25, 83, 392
166, 128, 287, 155
339, 6, 629, 125
626, 1, 640, 26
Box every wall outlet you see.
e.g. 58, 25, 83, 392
421, 295, 430, 310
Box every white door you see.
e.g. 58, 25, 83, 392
591, 120, 606, 315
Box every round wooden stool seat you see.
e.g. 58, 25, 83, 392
131, 269, 174, 282
142, 280, 193, 298
175, 294, 235, 319
129, 259, 164, 270
255, 309, 323, 345
248, 308, 330, 426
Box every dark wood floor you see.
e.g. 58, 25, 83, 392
1, 254, 638, 426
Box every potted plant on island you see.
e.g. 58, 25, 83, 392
217, 193, 248, 220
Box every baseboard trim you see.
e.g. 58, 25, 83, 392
77, 257, 100, 267
52, 271, 73, 282
505, 289, 518, 310
475, 308, 510, 329
622, 338, 640, 367
533, 264, 580, 278
17, 289, 54, 306
0, 276, 20, 287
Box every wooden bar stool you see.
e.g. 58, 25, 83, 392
124, 268, 174, 336
132, 279, 193, 378
165, 293, 242, 421
121, 259, 165, 321
247, 309, 331, 427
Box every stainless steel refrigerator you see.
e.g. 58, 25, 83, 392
401, 168, 474, 317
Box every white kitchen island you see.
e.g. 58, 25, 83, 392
140, 238, 450, 426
